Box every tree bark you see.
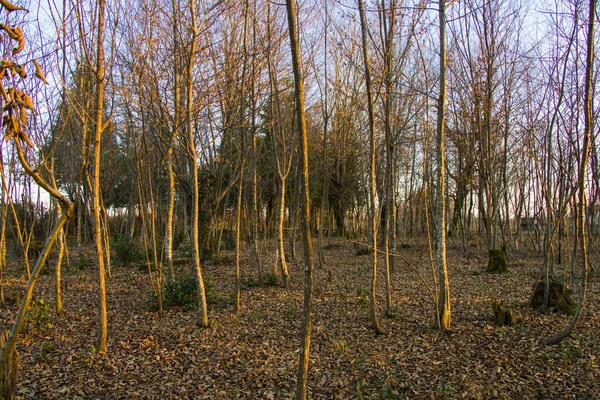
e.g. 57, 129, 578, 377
285, 1, 315, 398
91, 0, 108, 353
358, 0, 386, 335
187, 0, 209, 328
434, 0, 451, 330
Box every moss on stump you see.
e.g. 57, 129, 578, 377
492, 300, 521, 326
531, 279, 577, 315
486, 248, 508, 273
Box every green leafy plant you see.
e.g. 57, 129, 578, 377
35, 341, 53, 364
436, 381, 452, 397
25, 298, 53, 335
145, 275, 197, 311
384, 306, 399, 320
560, 342, 583, 362
112, 235, 143, 265
145, 275, 220, 311
283, 297, 297, 318
332, 338, 348, 354
264, 273, 278, 287
163, 276, 199, 309
72, 254, 92, 272
352, 357, 367, 400
245, 277, 259, 288
356, 288, 368, 305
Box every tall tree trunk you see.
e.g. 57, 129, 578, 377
91, 0, 108, 353
235, 160, 245, 311
279, 181, 290, 288
235, 0, 250, 313
381, 0, 396, 309
164, 0, 182, 282
358, 0, 386, 335
434, 0, 451, 330
543, 0, 594, 346
187, 0, 209, 328
285, 1, 315, 398
250, 2, 262, 287
0, 191, 6, 306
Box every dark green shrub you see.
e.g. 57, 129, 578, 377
264, 273, 277, 287
145, 275, 217, 311
112, 235, 143, 265
164, 276, 198, 309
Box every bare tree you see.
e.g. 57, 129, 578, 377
358, 0, 386, 335
434, 0, 450, 330
543, 0, 595, 346
284, 0, 316, 397
73, 0, 110, 352
186, 0, 209, 328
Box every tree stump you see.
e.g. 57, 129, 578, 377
486, 248, 508, 273
531, 279, 577, 315
492, 300, 520, 326
0, 331, 19, 400
353, 242, 371, 256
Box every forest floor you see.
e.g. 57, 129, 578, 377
1, 237, 599, 399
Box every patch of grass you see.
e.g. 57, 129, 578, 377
145, 275, 228, 311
